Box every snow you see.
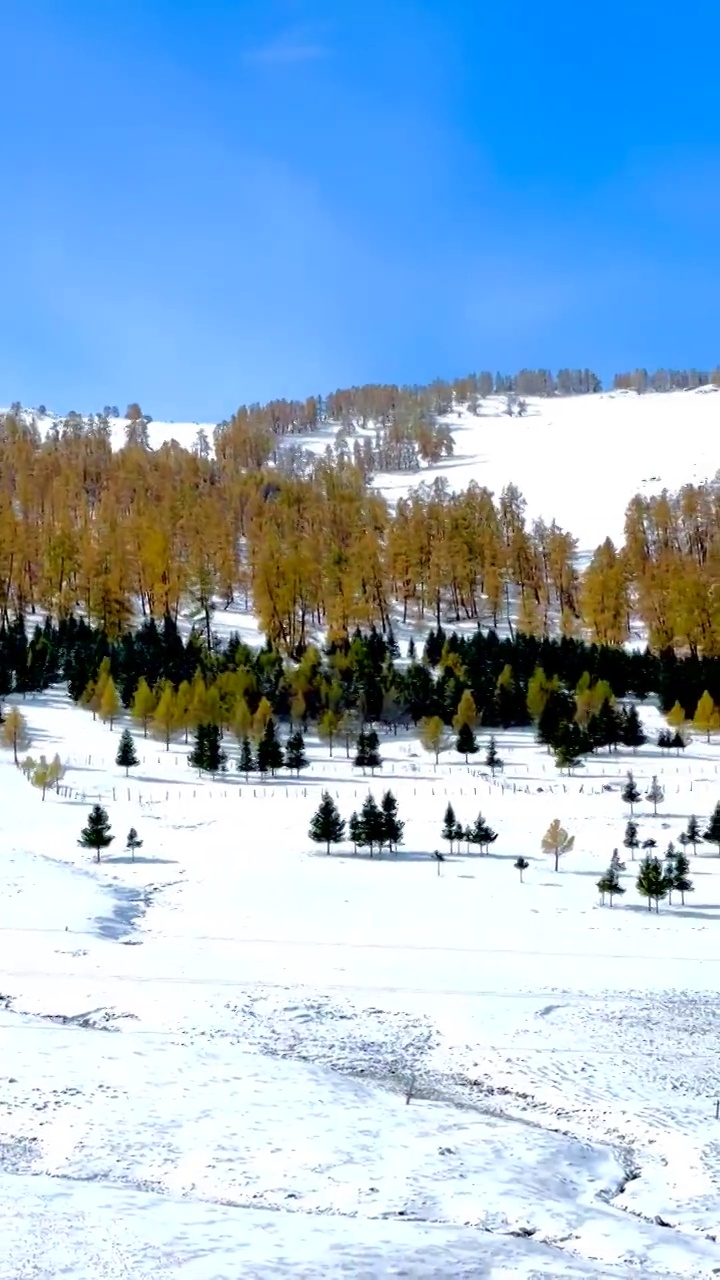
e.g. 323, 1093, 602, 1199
3, 692, 720, 1276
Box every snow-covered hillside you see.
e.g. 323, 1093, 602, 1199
3, 693, 720, 1276
11, 386, 720, 561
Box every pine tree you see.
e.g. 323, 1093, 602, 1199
126, 827, 143, 862
420, 715, 445, 764
354, 729, 370, 773
657, 728, 674, 752
360, 793, 383, 855
442, 802, 457, 852
472, 812, 498, 854
99, 675, 121, 728
131, 676, 156, 738
484, 735, 503, 776
285, 729, 308, 776
663, 843, 678, 904
257, 718, 284, 776
623, 820, 640, 860
116, 728, 139, 776
620, 703, 646, 750
380, 790, 404, 852
636, 854, 667, 913
514, 856, 529, 882
671, 731, 686, 756
309, 791, 345, 854
704, 802, 720, 854
237, 736, 255, 781
2, 707, 29, 764
205, 724, 227, 777
188, 723, 209, 774
365, 728, 382, 775
672, 848, 694, 904
78, 803, 114, 863
455, 721, 478, 763
621, 770, 641, 816
685, 814, 701, 855
610, 847, 626, 874
348, 810, 364, 853
541, 818, 574, 871
646, 775, 664, 815
641, 836, 657, 852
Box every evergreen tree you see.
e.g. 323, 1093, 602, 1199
646, 775, 664, 815
672, 849, 694, 904
78, 803, 114, 863
620, 704, 646, 750
541, 818, 574, 871
189, 723, 227, 776
641, 836, 657, 852
309, 791, 345, 854
472, 812, 498, 854
671, 730, 686, 756
442, 802, 457, 852
621, 770, 641, 816
484, 735, 503, 776
257, 718, 284, 776
685, 814, 701, 855
704, 802, 720, 854
365, 728, 382, 775
514, 856, 529, 882
115, 728, 139, 776
455, 721, 478, 763
657, 728, 674, 752
591, 698, 623, 752
623, 820, 640, 860
360, 793, 383, 855
348, 810, 364, 853
663, 843, 678, 903
285, 729, 308, 776
380, 790, 404, 851
610, 847, 626, 874
237, 736, 255, 781
636, 854, 667, 912
126, 827, 143, 861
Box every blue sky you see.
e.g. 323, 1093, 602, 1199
1, 0, 720, 420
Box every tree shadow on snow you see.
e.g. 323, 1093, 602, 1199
620, 902, 720, 922
103, 855, 178, 866
309, 848, 461, 865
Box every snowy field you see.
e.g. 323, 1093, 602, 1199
4, 694, 720, 1275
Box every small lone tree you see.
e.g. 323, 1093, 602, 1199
380, 790, 404, 852
442, 802, 458, 853
2, 707, 29, 764
484, 735, 503, 776
79, 803, 114, 863
285, 729, 308, 776
514, 856, 529, 882
641, 836, 657, 852
636, 854, 667, 913
623, 819, 640, 860
704, 802, 720, 855
621, 771, 641, 816
126, 827, 143, 861
420, 715, 445, 764
646, 775, 664, 816
30, 755, 53, 800
237, 736, 255, 781
672, 848, 694, 905
610, 847, 626, 874
309, 791, 345, 854
116, 728, 139, 777
354, 728, 382, 776
684, 814, 701, 856
455, 721, 478, 763
541, 818, 574, 871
